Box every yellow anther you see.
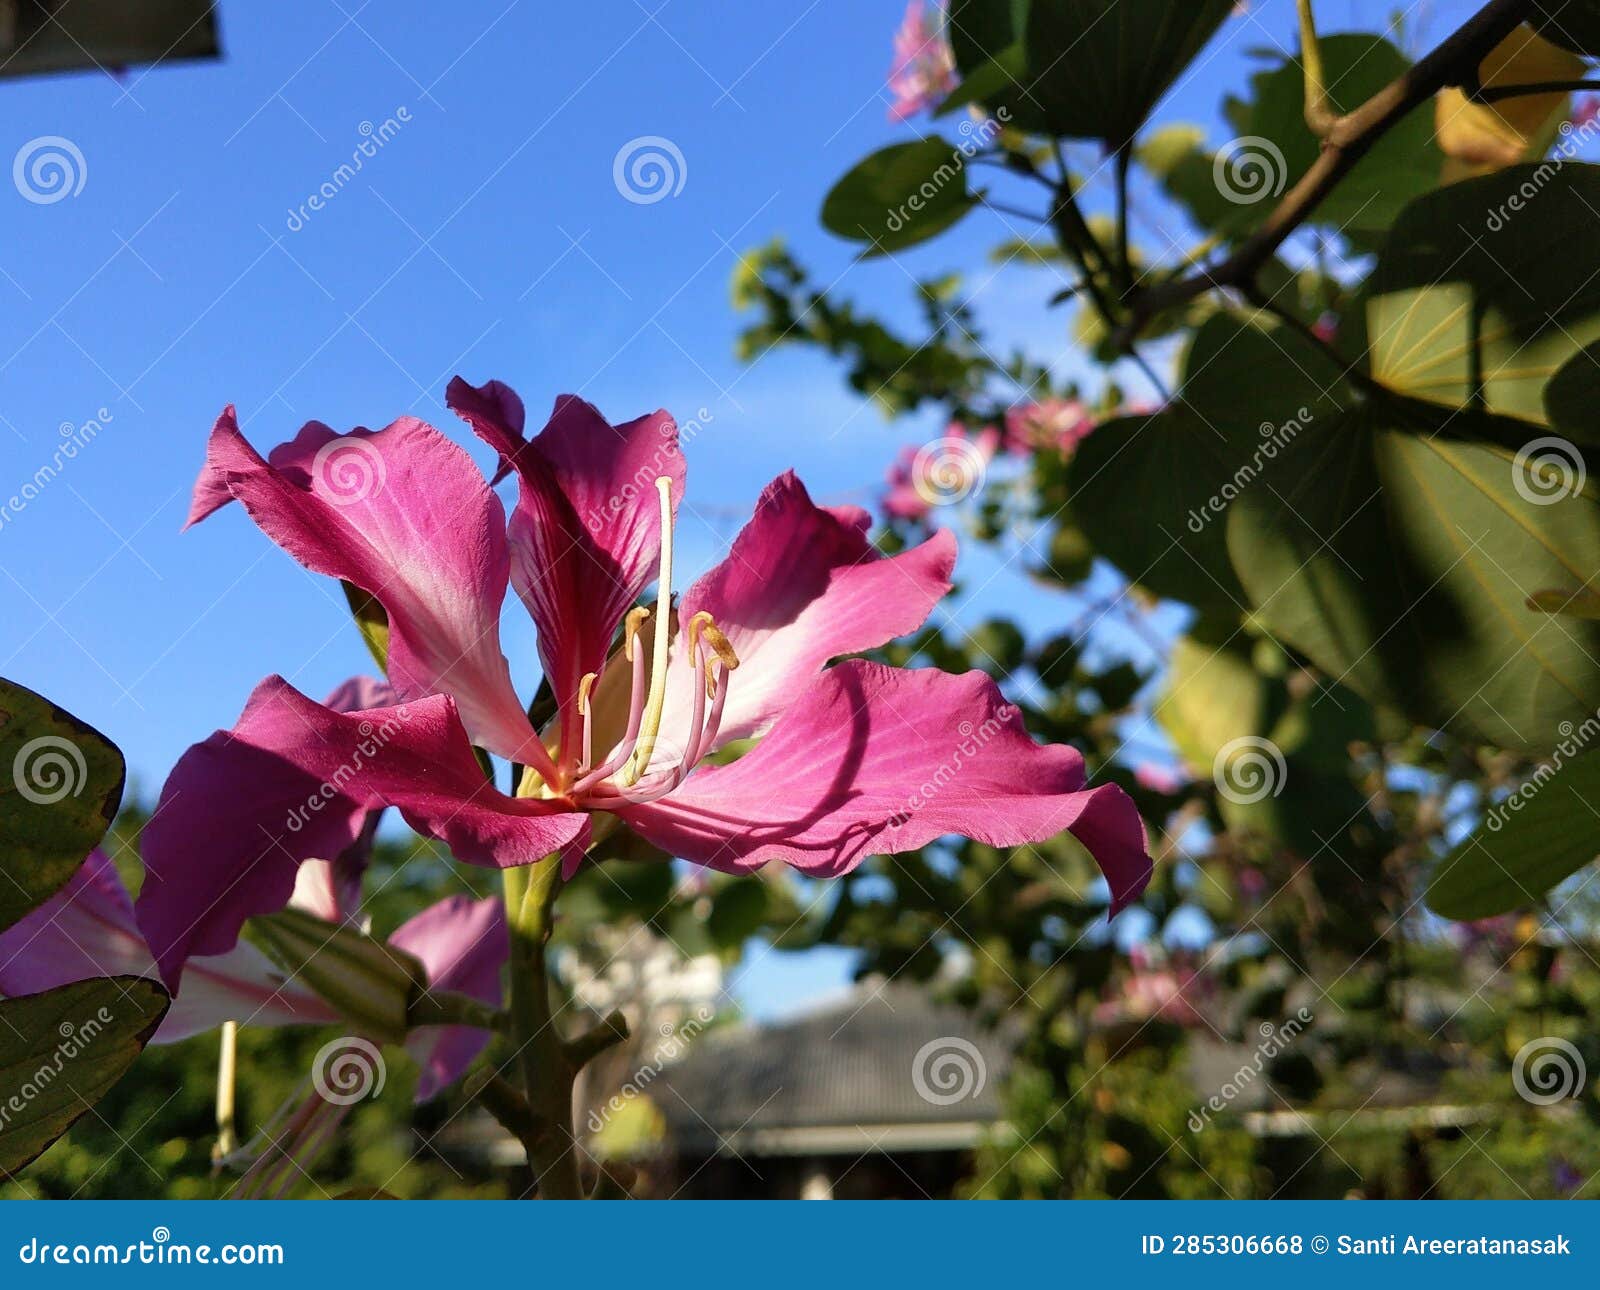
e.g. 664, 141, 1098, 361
577, 671, 598, 715
623, 606, 651, 662
686, 610, 740, 671
619, 478, 675, 788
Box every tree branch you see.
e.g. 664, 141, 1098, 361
1122, 0, 1538, 344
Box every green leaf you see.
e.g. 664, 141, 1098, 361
1226, 399, 1600, 752
1066, 311, 1345, 614
707, 880, 770, 952
1023, 0, 1235, 144
0, 679, 124, 935
1367, 164, 1600, 427
341, 580, 389, 673
0, 977, 169, 1179
1429, 746, 1600, 919
821, 140, 978, 255
1224, 35, 1442, 234
1544, 339, 1600, 433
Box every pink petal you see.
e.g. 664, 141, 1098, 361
614, 660, 1151, 909
656, 472, 954, 755
448, 380, 684, 764
186, 407, 538, 763
392, 895, 507, 1102
137, 677, 588, 988
0, 851, 334, 1042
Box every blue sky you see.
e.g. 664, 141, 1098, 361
0, 0, 1476, 1014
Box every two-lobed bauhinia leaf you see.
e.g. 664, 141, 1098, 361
0, 678, 125, 935
821, 140, 978, 255
1367, 163, 1600, 427
0, 976, 170, 1179
1066, 311, 1347, 615
1225, 397, 1600, 753
1022, 0, 1234, 144
1429, 748, 1600, 919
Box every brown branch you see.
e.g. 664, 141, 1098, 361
1122, 0, 1538, 344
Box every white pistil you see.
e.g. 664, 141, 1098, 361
618, 477, 675, 788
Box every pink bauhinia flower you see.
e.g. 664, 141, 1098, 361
136, 381, 1149, 990
887, 0, 957, 120
1004, 399, 1097, 455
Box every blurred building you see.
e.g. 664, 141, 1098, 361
638, 982, 1013, 1199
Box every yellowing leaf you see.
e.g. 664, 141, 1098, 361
1435, 25, 1584, 179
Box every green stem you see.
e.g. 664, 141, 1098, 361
502, 857, 583, 1199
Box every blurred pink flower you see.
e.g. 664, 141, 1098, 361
1097, 947, 1211, 1028
888, 0, 957, 120
1134, 761, 1188, 795
881, 421, 998, 523
1004, 398, 1097, 454
1572, 94, 1600, 130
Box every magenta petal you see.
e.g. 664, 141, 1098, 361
392, 895, 507, 1102
615, 660, 1152, 909
0, 851, 334, 1042
656, 472, 955, 753
136, 677, 588, 988
448, 380, 684, 761
185, 406, 538, 763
